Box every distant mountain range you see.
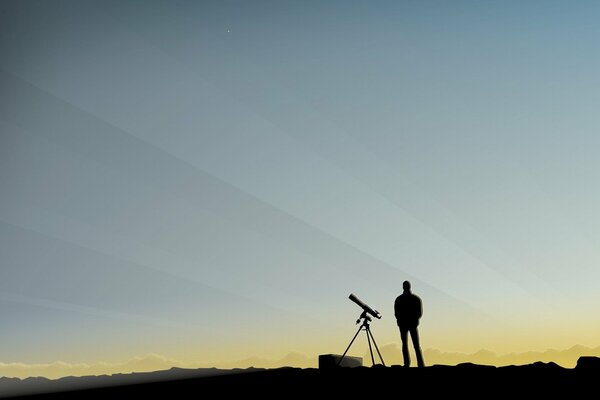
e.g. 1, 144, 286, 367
2, 344, 599, 382
2, 357, 600, 398
387, 344, 600, 368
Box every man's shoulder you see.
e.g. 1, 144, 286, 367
395, 294, 407, 304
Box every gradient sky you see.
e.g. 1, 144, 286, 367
2, 0, 600, 368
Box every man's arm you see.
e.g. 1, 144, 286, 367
417, 296, 423, 319
394, 297, 400, 320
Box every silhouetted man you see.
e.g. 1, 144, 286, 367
394, 280, 425, 368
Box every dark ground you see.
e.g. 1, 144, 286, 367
4, 358, 600, 399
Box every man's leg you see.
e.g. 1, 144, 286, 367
410, 327, 425, 368
399, 327, 410, 367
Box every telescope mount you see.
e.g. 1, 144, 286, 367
337, 310, 386, 367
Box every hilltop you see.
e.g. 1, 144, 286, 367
2, 357, 599, 399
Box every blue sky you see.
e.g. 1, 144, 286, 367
1, 0, 600, 366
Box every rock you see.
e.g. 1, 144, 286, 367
576, 356, 600, 370
318, 354, 363, 369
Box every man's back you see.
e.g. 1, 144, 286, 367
394, 292, 422, 328
395, 280, 425, 367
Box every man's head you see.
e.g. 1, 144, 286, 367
403, 280, 411, 292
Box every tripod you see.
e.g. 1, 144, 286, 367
337, 311, 386, 367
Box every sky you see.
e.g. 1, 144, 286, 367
2, 0, 600, 375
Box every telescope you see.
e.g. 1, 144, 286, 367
348, 293, 381, 319
337, 293, 385, 367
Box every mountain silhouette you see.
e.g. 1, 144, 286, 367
2, 357, 599, 398
3, 345, 600, 382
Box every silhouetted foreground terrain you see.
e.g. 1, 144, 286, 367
3, 357, 600, 399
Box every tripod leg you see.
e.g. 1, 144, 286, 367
337, 325, 363, 366
366, 328, 375, 366
367, 328, 386, 367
